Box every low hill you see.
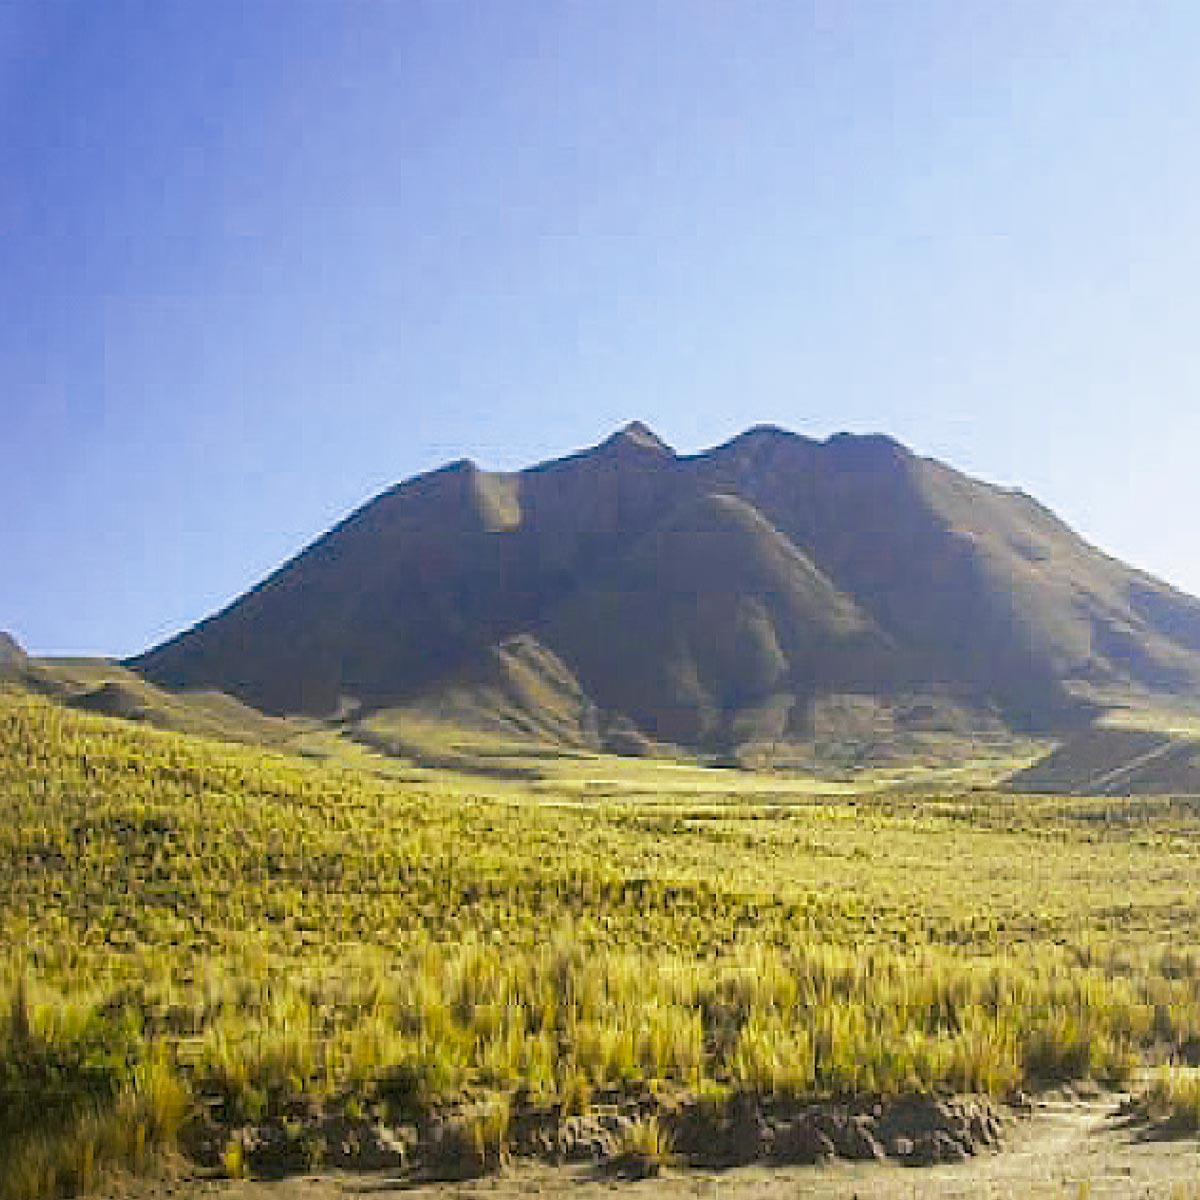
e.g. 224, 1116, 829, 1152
8, 655, 303, 747
392, 633, 602, 748
130, 423, 1200, 756
1007, 725, 1200, 795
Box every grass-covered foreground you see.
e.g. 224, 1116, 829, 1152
2, 689, 1200, 1195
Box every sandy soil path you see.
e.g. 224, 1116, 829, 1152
127, 1096, 1200, 1200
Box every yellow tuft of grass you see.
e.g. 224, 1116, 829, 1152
610, 1115, 674, 1178
1136, 1067, 1200, 1131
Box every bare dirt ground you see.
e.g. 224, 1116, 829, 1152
121, 1095, 1200, 1200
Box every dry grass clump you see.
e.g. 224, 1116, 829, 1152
1134, 1067, 1200, 1132
607, 1115, 674, 1178
435, 1099, 512, 1178
3, 691, 1200, 1194
1, 1056, 189, 1200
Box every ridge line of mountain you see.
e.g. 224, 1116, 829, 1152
127, 422, 1200, 753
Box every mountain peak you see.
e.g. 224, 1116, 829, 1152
739, 423, 796, 442
602, 421, 674, 456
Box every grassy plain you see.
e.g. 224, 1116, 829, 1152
2, 688, 1200, 1196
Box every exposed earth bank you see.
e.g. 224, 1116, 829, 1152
118, 1093, 1200, 1200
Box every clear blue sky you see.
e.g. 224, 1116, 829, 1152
4, 1, 1200, 657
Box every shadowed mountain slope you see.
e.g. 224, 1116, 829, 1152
130, 423, 1200, 751
544, 490, 899, 747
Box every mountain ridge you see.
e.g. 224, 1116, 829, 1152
129, 423, 1200, 754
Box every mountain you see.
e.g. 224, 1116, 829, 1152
129, 423, 1200, 755
0, 632, 27, 676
